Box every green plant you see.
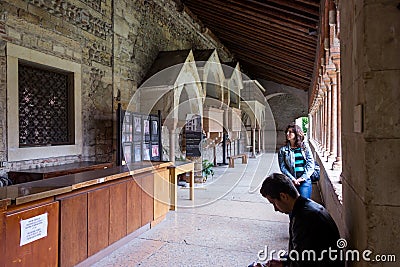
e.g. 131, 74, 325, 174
302, 117, 309, 134
175, 154, 186, 161
202, 159, 214, 180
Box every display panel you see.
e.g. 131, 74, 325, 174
118, 110, 162, 165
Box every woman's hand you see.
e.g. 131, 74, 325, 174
297, 177, 305, 183
292, 178, 305, 186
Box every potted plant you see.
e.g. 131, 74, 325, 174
202, 159, 214, 181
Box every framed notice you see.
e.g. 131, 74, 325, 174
117, 108, 162, 165
144, 118, 150, 142
134, 116, 141, 133
144, 119, 150, 135
185, 114, 202, 157
151, 119, 159, 142
143, 143, 150, 160
123, 143, 132, 164
134, 143, 142, 162
20, 213, 48, 246
152, 144, 159, 157
152, 121, 158, 135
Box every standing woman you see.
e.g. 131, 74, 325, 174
278, 124, 315, 198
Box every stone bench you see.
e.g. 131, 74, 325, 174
228, 154, 248, 168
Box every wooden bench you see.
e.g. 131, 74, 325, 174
228, 154, 248, 168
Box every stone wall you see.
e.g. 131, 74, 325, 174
114, 0, 232, 108
0, 0, 114, 171
340, 0, 400, 266
0, 0, 231, 175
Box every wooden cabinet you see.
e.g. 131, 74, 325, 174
8, 162, 113, 184
154, 168, 170, 220
1, 200, 59, 267
109, 182, 127, 244
140, 173, 154, 225
58, 192, 88, 267
88, 187, 110, 257
127, 178, 142, 233
56, 173, 156, 267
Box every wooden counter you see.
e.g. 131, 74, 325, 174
0, 161, 173, 267
8, 161, 113, 184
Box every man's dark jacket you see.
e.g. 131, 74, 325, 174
287, 196, 344, 267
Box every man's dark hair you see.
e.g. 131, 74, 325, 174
260, 173, 299, 199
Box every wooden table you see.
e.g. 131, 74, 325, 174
168, 161, 195, 210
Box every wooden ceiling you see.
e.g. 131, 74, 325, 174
180, 0, 321, 91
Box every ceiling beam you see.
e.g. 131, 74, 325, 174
259, 0, 319, 17
218, 32, 315, 69
234, 48, 313, 82
225, 0, 319, 24
244, 65, 309, 90
212, 26, 316, 60
182, 0, 321, 92
188, 4, 317, 44
186, 1, 313, 33
294, 0, 320, 8
203, 15, 317, 51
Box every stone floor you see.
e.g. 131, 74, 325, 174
89, 153, 294, 267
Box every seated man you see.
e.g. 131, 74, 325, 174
258, 173, 344, 267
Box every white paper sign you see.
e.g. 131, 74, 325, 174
20, 213, 48, 246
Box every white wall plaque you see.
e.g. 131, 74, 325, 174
20, 213, 48, 246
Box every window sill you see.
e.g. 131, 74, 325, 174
309, 139, 343, 205
8, 144, 82, 162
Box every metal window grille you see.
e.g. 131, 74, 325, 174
18, 63, 73, 146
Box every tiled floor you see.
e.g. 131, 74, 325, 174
89, 153, 291, 267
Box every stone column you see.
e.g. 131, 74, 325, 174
314, 109, 320, 144
328, 71, 337, 161
309, 113, 312, 141
317, 104, 321, 145
316, 108, 319, 144
316, 110, 319, 142
317, 75, 324, 151
333, 63, 342, 169
314, 99, 322, 146
252, 127, 256, 157
318, 105, 323, 148
322, 86, 328, 154
165, 118, 178, 163
223, 107, 229, 164
258, 127, 261, 154
169, 128, 176, 163
324, 75, 332, 159
213, 145, 217, 166
262, 128, 265, 153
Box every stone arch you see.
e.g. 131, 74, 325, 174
226, 63, 242, 109
195, 50, 225, 108
137, 50, 203, 130
267, 92, 307, 146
